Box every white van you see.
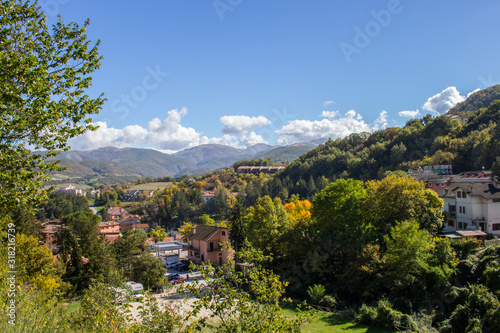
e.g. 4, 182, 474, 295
125, 281, 144, 294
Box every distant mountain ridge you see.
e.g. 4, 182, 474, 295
47, 140, 324, 180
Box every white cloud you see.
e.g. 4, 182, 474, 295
320, 110, 340, 118
276, 110, 387, 145
422, 86, 465, 114
239, 132, 268, 147
220, 115, 271, 135
467, 88, 481, 98
69, 108, 205, 151
146, 108, 202, 150
69, 122, 148, 150
68, 108, 267, 152
323, 100, 335, 107
373, 110, 388, 130
398, 109, 421, 118
199, 134, 238, 147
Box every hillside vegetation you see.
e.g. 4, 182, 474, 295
276, 98, 500, 198
448, 84, 500, 115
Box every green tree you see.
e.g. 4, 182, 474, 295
228, 199, 247, 254
0, 0, 104, 213
365, 175, 444, 236
184, 251, 310, 332
245, 196, 290, 256
15, 233, 67, 296
130, 253, 166, 290
113, 229, 147, 279
57, 211, 117, 291
149, 225, 167, 243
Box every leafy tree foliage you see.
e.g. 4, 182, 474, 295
149, 225, 167, 243
184, 250, 310, 332
130, 252, 166, 289
245, 196, 290, 256
112, 229, 147, 278
0, 0, 104, 213
14, 233, 67, 295
37, 191, 90, 220
57, 211, 117, 291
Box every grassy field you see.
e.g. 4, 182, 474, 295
66, 301, 81, 314
282, 307, 394, 333
129, 182, 172, 191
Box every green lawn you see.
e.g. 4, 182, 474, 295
66, 301, 81, 314
282, 307, 394, 333
129, 182, 172, 191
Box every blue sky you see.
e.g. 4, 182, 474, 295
42, 0, 500, 152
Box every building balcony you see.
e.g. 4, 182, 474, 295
207, 247, 223, 253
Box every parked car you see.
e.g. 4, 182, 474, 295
176, 263, 189, 271
166, 261, 182, 268
125, 281, 144, 294
171, 276, 186, 285
152, 284, 164, 293
166, 273, 181, 281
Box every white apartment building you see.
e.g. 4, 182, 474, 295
438, 182, 500, 236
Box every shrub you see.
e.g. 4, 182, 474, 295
306, 284, 326, 305
319, 295, 337, 309
357, 299, 417, 331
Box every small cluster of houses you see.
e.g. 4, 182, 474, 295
412, 170, 500, 240
57, 184, 100, 199
122, 189, 155, 202
99, 207, 150, 243
236, 165, 286, 174
39, 206, 149, 251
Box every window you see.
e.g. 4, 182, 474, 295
428, 182, 433, 187
463, 223, 468, 229
448, 220, 454, 227
463, 192, 467, 198
458, 222, 463, 229
457, 191, 462, 198
222, 231, 226, 236
493, 224, 500, 231
441, 183, 446, 187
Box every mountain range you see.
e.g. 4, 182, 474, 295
48, 140, 325, 181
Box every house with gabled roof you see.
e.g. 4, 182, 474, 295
97, 221, 121, 243
438, 181, 500, 236
185, 225, 233, 266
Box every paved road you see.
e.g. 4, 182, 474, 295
89, 206, 99, 215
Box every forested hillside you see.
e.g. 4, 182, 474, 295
276, 99, 500, 198
448, 84, 500, 115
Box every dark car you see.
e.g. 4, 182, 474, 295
176, 263, 190, 271
166, 273, 181, 281
152, 285, 164, 293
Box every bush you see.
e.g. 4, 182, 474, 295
319, 295, 337, 309
306, 284, 326, 305
357, 299, 417, 331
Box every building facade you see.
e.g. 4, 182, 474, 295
185, 225, 233, 266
